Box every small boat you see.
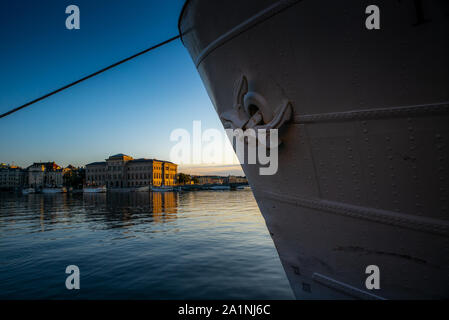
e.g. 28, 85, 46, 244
150, 186, 174, 192
83, 186, 107, 193
21, 188, 35, 195
42, 187, 67, 193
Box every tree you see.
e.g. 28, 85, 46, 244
63, 167, 85, 189
177, 173, 191, 185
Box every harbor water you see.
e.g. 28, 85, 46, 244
0, 189, 293, 299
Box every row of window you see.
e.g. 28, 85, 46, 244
104, 181, 170, 187
87, 171, 177, 179
88, 165, 171, 173
87, 174, 175, 181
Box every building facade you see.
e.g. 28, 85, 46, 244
0, 165, 27, 190
85, 154, 177, 189
27, 162, 64, 188
195, 175, 225, 185
192, 175, 248, 185
225, 175, 248, 184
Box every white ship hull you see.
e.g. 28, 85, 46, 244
179, 0, 449, 299
83, 186, 107, 193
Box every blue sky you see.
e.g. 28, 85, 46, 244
0, 0, 243, 175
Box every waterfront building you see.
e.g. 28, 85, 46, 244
27, 162, 64, 188
85, 154, 177, 189
0, 165, 26, 190
225, 175, 248, 184
195, 175, 225, 185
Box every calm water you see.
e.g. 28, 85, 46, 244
0, 189, 293, 299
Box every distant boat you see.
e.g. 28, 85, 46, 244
21, 188, 35, 195
150, 186, 174, 192
133, 186, 149, 192
42, 187, 67, 194
83, 186, 107, 193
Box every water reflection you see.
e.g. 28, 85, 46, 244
0, 191, 180, 233
83, 192, 179, 226
0, 190, 294, 299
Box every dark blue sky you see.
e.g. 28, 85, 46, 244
0, 0, 241, 174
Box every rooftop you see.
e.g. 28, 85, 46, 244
86, 154, 177, 166
86, 161, 106, 166
27, 162, 62, 171
107, 153, 133, 160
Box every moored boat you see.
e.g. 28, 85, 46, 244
83, 186, 107, 193
179, 0, 449, 299
150, 186, 174, 192
42, 187, 67, 193
21, 187, 35, 195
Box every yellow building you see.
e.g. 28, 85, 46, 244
85, 154, 177, 189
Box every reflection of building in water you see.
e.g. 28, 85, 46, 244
81, 191, 178, 226
150, 192, 177, 213
150, 192, 178, 223
151, 192, 162, 214
83, 192, 107, 207
163, 192, 177, 214
85, 154, 177, 189
23, 193, 69, 230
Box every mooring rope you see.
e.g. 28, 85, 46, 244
0, 34, 181, 119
